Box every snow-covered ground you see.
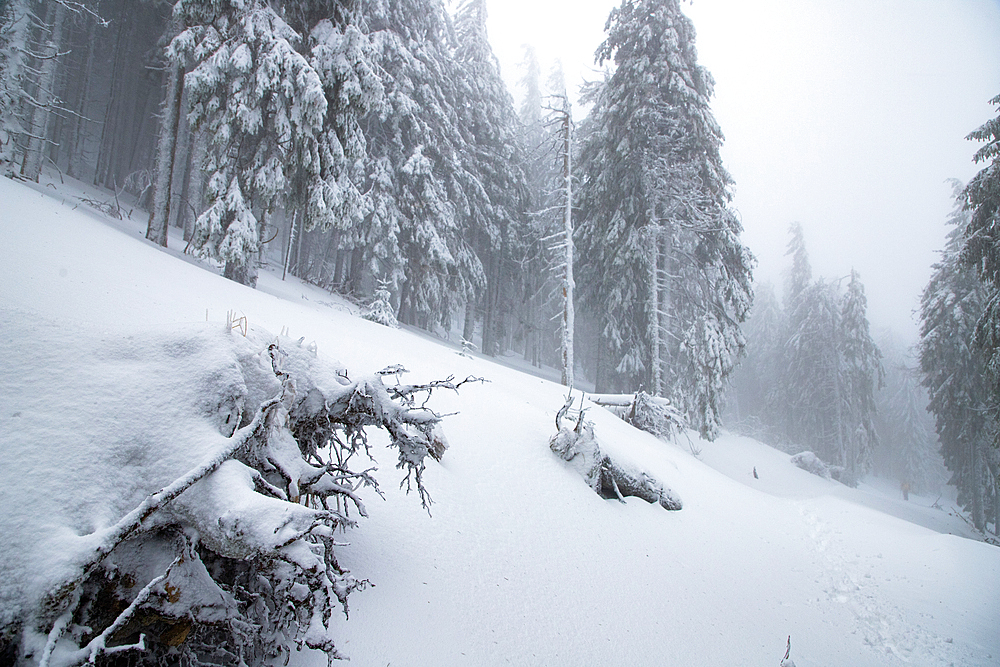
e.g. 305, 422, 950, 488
1, 174, 998, 666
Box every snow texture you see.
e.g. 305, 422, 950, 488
2, 174, 999, 666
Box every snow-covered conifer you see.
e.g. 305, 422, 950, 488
784, 222, 812, 310
363, 279, 399, 327
782, 278, 843, 461
961, 94, 1000, 371
576, 0, 753, 438
726, 281, 785, 439
359, 0, 481, 327
921, 182, 996, 531
888, 366, 941, 493
174, 0, 328, 285
453, 0, 530, 355
838, 270, 884, 477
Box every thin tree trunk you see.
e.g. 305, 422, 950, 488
183, 131, 206, 241
463, 296, 476, 344
971, 439, 985, 531
560, 98, 574, 389
169, 84, 192, 230
67, 15, 97, 179
147, 58, 184, 247
648, 227, 661, 396
94, 0, 128, 188
482, 250, 499, 356
658, 231, 673, 395
282, 210, 297, 280
21, 3, 66, 181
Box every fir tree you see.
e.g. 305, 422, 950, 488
839, 270, 884, 477
453, 0, 529, 355
726, 280, 784, 438
358, 0, 482, 329
784, 222, 812, 310
921, 183, 996, 531
783, 278, 843, 460
889, 366, 940, 493
173, 0, 330, 286
576, 0, 753, 438
363, 279, 400, 328
961, 93, 1000, 372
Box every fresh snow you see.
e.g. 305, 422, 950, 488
1, 174, 998, 666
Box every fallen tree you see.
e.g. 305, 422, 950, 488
5, 324, 474, 666
588, 392, 685, 442
550, 397, 682, 511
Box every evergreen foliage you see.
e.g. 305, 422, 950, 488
174, 0, 331, 286
358, 0, 481, 328
921, 184, 997, 531
839, 270, 884, 474
962, 94, 1000, 377
453, 0, 529, 356
727, 227, 883, 481
575, 0, 753, 439
362, 279, 400, 328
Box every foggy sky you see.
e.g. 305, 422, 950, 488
487, 0, 1000, 343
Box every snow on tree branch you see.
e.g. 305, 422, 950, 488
550, 395, 682, 511
6, 324, 470, 666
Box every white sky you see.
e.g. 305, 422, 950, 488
485, 0, 1000, 344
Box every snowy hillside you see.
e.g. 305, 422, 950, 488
1, 175, 998, 666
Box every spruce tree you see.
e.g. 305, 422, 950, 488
359, 0, 481, 329
921, 183, 995, 531
576, 0, 753, 438
726, 280, 784, 438
783, 278, 843, 460
514, 47, 564, 371
173, 0, 329, 286
839, 270, 884, 477
961, 93, 1000, 371
453, 0, 529, 355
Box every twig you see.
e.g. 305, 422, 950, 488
44, 391, 283, 614
37, 589, 81, 667
81, 557, 180, 664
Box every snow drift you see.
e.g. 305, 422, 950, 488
1, 175, 999, 666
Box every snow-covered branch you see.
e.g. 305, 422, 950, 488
16, 327, 470, 666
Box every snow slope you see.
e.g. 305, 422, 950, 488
1, 175, 998, 666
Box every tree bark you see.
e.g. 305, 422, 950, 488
147, 58, 184, 247
183, 131, 207, 241
21, 3, 66, 181
648, 227, 661, 396
559, 98, 574, 389
463, 295, 476, 344
971, 439, 986, 531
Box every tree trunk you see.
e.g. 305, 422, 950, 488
482, 249, 499, 356
463, 296, 476, 344
147, 58, 184, 247
648, 227, 661, 396
971, 440, 986, 531
169, 84, 192, 230
21, 3, 66, 181
94, 0, 129, 188
655, 230, 676, 397
183, 131, 207, 241
66, 15, 97, 179
559, 99, 574, 389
